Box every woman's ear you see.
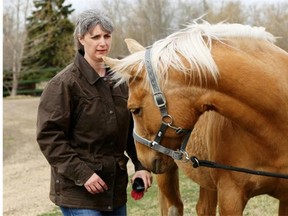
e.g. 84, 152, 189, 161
78, 35, 84, 45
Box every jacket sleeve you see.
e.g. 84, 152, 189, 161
36, 78, 94, 186
126, 115, 148, 171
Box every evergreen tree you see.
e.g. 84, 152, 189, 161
21, 0, 74, 79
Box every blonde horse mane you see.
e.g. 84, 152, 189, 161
111, 20, 276, 87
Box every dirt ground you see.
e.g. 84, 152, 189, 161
3, 97, 56, 216
3, 97, 134, 216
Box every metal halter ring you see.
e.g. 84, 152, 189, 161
162, 114, 173, 125
180, 150, 190, 163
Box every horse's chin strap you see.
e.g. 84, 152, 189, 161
133, 130, 189, 161
132, 48, 192, 162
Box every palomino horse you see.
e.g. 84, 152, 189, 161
104, 22, 288, 215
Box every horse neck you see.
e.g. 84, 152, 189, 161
194, 41, 288, 147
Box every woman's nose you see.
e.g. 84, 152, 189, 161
99, 37, 106, 45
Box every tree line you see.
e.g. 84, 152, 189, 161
3, 0, 288, 96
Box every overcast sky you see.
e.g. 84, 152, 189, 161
65, 0, 287, 15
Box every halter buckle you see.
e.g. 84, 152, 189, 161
154, 92, 166, 108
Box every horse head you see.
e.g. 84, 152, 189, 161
104, 39, 202, 173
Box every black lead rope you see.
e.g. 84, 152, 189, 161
191, 156, 288, 179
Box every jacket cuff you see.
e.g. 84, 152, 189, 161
134, 161, 149, 172
73, 168, 95, 186
61, 162, 95, 186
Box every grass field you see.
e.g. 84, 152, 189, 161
127, 171, 279, 216
39, 170, 278, 216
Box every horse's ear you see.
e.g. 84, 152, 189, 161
125, 38, 145, 53
102, 56, 121, 69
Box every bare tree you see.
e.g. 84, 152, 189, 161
173, 0, 207, 27
127, 0, 176, 45
72, 0, 288, 59
100, 0, 180, 56
99, 0, 131, 57
3, 0, 31, 96
3, 0, 286, 98
261, 2, 288, 51
205, 0, 246, 23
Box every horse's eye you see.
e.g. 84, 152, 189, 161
130, 108, 141, 115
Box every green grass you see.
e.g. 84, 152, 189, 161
39, 171, 279, 216
128, 171, 279, 216
37, 207, 61, 216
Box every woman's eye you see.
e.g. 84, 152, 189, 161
91, 36, 100, 40
130, 108, 141, 115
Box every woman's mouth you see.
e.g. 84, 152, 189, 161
97, 50, 107, 53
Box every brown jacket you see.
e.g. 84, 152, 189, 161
37, 52, 145, 211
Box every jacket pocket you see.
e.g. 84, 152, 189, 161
90, 161, 103, 171
56, 171, 76, 193
93, 163, 114, 188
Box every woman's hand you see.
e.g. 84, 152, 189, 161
131, 170, 153, 192
84, 173, 108, 194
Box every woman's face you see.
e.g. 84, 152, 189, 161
79, 24, 112, 63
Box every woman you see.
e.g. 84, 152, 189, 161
37, 9, 152, 216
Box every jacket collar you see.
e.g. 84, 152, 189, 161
74, 50, 108, 85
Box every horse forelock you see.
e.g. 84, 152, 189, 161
111, 51, 147, 86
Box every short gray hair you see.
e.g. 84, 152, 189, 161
73, 9, 114, 51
